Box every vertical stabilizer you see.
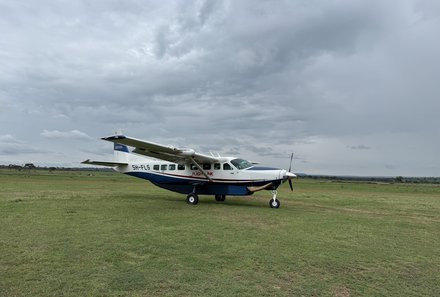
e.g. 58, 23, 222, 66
114, 143, 130, 163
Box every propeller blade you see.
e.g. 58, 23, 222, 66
288, 179, 293, 191
289, 153, 293, 172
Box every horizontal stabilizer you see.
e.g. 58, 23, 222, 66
81, 159, 128, 167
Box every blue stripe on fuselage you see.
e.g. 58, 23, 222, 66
125, 171, 282, 195
153, 183, 252, 196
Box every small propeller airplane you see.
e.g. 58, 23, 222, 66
82, 134, 296, 208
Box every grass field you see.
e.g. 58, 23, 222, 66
1, 169, 439, 296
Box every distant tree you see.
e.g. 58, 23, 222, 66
24, 163, 36, 169
395, 176, 404, 183
9, 164, 22, 170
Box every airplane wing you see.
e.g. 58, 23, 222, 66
81, 159, 128, 167
101, 135, 220, 164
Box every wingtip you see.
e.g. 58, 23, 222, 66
101, 135, 126, 141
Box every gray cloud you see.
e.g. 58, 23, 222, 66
0, 134, 21, 144
0, 0, 439, 175
0, 134, 47, 156
347, 145, 372, 150
40, 130, 91, 140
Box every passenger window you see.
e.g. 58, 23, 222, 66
190, 164, 198, 170
169, 164, 176, 170
214, 163, 221, 170
223, 163, 232, 170
203, 163, 211, 170
161, 164, 167, 171
153, 165, 159, 171
178, 164, 185, 170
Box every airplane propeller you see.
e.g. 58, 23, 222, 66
289, 153, 293, 192
288, 153, 294, 191
281, 153, 295, 191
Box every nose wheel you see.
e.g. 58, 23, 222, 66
186, 193, 199, 205
269, 190, 280, 208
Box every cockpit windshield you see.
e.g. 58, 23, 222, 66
230, 158, 253, 170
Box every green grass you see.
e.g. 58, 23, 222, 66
1, 169, 439, 296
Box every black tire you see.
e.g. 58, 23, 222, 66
269, 198, 280, 208
186, 193, 199, 205
215, 194, 226, 202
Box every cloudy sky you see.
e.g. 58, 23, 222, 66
1, 0, 439, 176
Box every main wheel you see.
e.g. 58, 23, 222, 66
186, 193, 199, 205
215, 194, 226, 202
269, 198, 280, 208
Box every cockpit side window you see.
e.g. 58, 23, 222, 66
223, 163, 233, 170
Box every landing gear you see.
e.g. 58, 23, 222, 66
215, 194, 226, 202
269, 190, 280, 208
186, 193, 199, 205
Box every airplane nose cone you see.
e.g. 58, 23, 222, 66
280, 170, 296, 179
286, 172, 296, 178
280, 170, 296, 186
279, 170, 296, 180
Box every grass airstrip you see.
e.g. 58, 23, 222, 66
1, 169, 439, 296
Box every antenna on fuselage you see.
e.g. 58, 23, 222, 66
209, 151, 222, 158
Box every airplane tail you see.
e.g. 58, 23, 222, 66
114, 143, 130, 163
113, 142, 146, 163
81, 142, 133, 167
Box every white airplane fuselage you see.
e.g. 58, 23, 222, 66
114, 157, 291, 196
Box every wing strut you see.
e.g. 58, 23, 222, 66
189, 158, 213, 182
247, 182, 273, 193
